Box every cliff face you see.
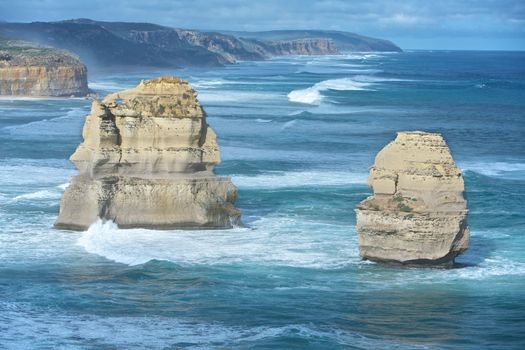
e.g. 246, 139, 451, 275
263, 38, 338, 56
175, 30, 266, 63
55, 76, 241, 230
355, 131, 469, 266
0, 40, 88, 96
175, 31, 339, 60
228, 30, 402, 52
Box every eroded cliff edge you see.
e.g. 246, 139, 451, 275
55, 76, 241, 230
0, 37, 88, 96
355, 131, 469, 266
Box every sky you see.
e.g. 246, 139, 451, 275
0, 0, 524, 50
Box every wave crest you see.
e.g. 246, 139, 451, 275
288, 78, 373, 104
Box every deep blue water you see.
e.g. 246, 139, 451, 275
0, 51, 524, 349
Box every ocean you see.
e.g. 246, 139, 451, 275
0, 50, 524, 349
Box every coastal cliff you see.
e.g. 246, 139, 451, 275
0, 38, 88, 96
0, 20, 401, 69
125, 28, 339, 62
55, 76, 241, 230
262, 38, 338, 56
355, 131, 469, 266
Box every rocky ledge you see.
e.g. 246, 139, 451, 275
0, 37, 88, 96
355, 131, 469, 266
55, 76, 241, 230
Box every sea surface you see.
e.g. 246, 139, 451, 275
0, 51, 524, 349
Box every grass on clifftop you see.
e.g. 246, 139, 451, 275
0, 35, 82, 66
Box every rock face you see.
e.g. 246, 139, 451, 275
264, 38, 338, 56
0, 38, 88, 96
355, 131, 469, 266
174, 30, 265, 63
55, 76, 241, 230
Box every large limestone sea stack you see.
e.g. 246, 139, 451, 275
355, 131, 469, 266
55, 76, 240, 230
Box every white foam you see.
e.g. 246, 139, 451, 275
231, 171, 367, 189
77, 217, 359, 268
453, 257, 525, 280
191, 78, 228, 88
255, 118, 273, 123
12, 182, 69, 201
13, 190, 60, 201
287, 78, 373, 104
460, 161, 525, 178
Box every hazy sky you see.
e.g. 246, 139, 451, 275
0, 0, 524, 50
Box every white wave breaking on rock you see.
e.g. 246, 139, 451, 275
77, 217, 359, 268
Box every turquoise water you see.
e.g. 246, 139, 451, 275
0, 51, 524, 349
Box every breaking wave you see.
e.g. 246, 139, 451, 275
12, 183, 69, 202
288, 78, 373, 104
77, 217, 359, 268
461, 161, 525, 179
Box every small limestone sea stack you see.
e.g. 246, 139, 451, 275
55, 76, 240, 230
355, 131, 469, 266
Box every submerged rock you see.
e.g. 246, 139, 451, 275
55, 76, 241, 230
355, 131, 469, 266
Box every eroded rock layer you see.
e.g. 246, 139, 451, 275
355, 131, 469, 266
0, 38, 88, 96
55, 76, 240, 230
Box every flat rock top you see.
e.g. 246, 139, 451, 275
101, 76, 204, 118
123, 76, 195, 95
374, 130, 461, 175
0, 38, 83, 67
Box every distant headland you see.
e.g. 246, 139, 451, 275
0, 19, 402, 71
